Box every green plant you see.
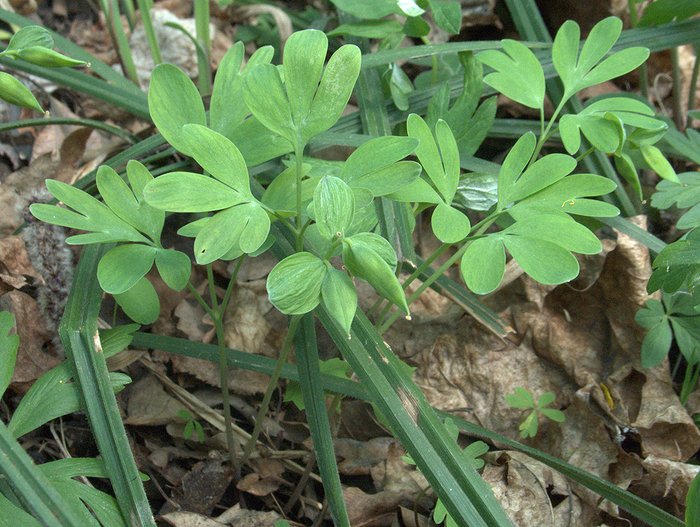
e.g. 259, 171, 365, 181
403, 418, 490, 527
177, 410, 205, 442
505, 387, 566, 439
0, 1, 692, 525
0, 25, 86, 112
0, 314, 137, 526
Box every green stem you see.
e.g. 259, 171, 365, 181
530, 98, 567, 164
628, 0, 649, 99
136, 0, 162, 65
687, 44, 700, 127
680, 362, 700, 405
206, 264, 218, 311
102, 0, 140, 85
220, 256, 246, 316
121, 0, 136, 30
0, 117, 137, 143
295, 144, 305, 251
186, 282, 217, 321
575, 146, 596, 163
214, 313, 238, 470
377, 217, 499, 334
240, 315, 302, 465
194, 0, 212, 95
671, 47, 685, 130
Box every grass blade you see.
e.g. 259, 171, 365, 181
60, 244, 155, 527
355, 55, 416, 262
139, 329, 683, 527
320, 309, 513, 527
410, 257, 514, 338
450, 414, 684, 527
295, 315, 350, 526
0, 420, 87, 526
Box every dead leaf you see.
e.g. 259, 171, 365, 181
171, 456, 233, 516
334, 436, 397, 476
0, 236, 40, 294
124, 375, 187, 426
344, 486, 403, 527
1, 290, 57, 390
236, 458, 286, 496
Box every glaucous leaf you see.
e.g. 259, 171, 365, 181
407, 114, 449, 201
314, 176, 355, 239
97, 244, 156, 294
243, 64, 296, 146
267, 252, 327, 314
497, 132, 536, 209
143, 172, 245, 212
155, 249, 191, 291
505, 387, 535, 409
96, 165, 164, 243
635, 299, 672, 368
387, 176, 442, 204
210, 43, 274, 138
114, 277, 160, 325
346, 232, 397, 270
478, 40, 545, 110
435, 119, 460, 202
504, 214, 602, 255
330, 0, 424, 18
347, 162, 422, 197
341, 136, 419, 183
428, 0, 461, 34
181, 124, 251, 194
431, 203, 470, 244
640, 144, 679, 182
507, 154, 577, 203
321, 269, 357, 337
262, 164, 316, 214
509, 174, 619, 219
503, 236, 580, 285
148, 64, 206, 155
460, 236, 505, 294
30, 179, 149, 245
454, 172, 498, 211
552, 18, 649, 96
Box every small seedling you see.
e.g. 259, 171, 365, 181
505, 387, 566, 438
177, 409, 205, 443
403, 418, 489, 527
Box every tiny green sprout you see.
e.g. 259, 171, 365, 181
177, 409, 205, 443
505, 387, 566, 438
403, 417, 489, 527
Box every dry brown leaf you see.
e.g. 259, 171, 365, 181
405, 321, 573, 439
370, 441, 431, 510
236, 457, 286, 497
631, 455, 700, 517
216, 504, 281, 526
1, 290, 57, 390
0, 236, 41, 294
124, 375, 187, 426
343, 486, 403, 527
170, 456, 233, 516
334, 436, 397, 476
483, 451, 598, 527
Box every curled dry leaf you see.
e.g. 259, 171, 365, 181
483, 450, 597, 527
236, 458, 285, 497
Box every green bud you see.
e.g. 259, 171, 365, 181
15, 47, 87, 68
0, 72, 44, 113
343, 238, 409, 315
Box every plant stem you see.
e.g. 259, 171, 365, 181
121, 0, 136, 30
530, 98, 567, 164
687, 44, 700, 127
194, 0, 212, 95
240, 315, 302, 465
295, 144, 305, 251
575, 146, 596, 163
136, 0, 162, 65
680, 362, 700, 405
628, 0, 649, 100
377, 220, 497, 334
0, 117, 138, 143
101, 0, 140, 85
671, 46, 685, 130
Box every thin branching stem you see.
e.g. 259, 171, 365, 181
241, 315, 302, 466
